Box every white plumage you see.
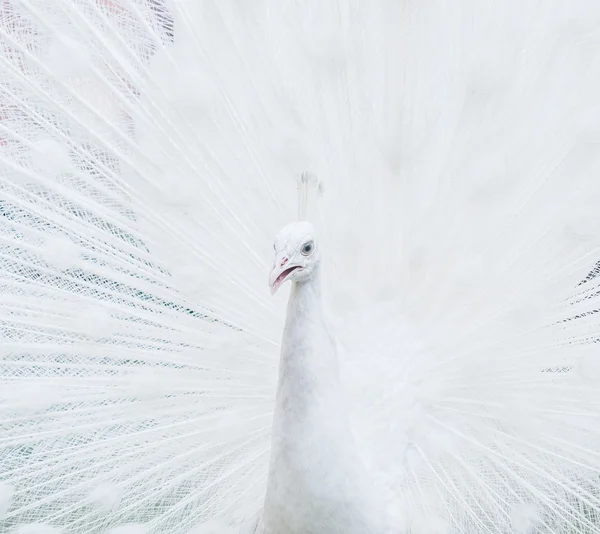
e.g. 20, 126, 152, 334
1, 1, 600, 533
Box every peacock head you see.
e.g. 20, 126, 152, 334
269, 221, 319, 295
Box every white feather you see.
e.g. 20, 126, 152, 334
0, 0, 599, 533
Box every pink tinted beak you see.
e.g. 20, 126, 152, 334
269, 256, 302, 295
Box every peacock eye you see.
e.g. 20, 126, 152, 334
301, 241, 314, 256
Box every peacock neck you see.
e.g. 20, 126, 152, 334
262, 265, 385, 534
269, 264, 352, 475
278, 265, 341, 407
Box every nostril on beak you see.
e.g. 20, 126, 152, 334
280, 257, 288, 267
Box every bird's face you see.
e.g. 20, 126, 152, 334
269, 221, 318, 295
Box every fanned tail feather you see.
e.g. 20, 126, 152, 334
0, 1, 599, 533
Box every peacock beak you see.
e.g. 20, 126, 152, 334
269, 257, 302, 295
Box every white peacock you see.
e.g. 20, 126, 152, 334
0, 1, 599, 533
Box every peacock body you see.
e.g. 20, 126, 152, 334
1, 0, 600, 533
